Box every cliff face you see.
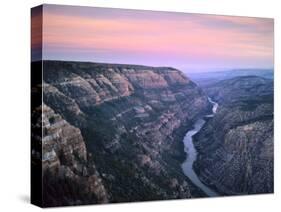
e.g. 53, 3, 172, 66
32, 104, 108, 206
37, 60, 211, 206
193, 76, 273, 195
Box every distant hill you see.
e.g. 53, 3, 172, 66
186, 69, 273, 87
205, 75, 273, 107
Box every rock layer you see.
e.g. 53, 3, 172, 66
193, 76, 273, 195
34, 60, 211, 206
32, 104, 108, 206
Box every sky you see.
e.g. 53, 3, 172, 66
32, 4, 274, 73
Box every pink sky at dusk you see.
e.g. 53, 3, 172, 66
32, 4, 274, 72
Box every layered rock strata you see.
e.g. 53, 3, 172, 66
193, 76, 273, 195
33, 60, 212, 206
32, 104, 108, 206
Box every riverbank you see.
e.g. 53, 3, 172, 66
181, 98, 219, 197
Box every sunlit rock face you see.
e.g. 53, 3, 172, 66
193, 76, 273, 195
34, 60, 211, 206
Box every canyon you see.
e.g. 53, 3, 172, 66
31, 61, 274, 207
32, 60, 211, 206
193, 76, 273, 195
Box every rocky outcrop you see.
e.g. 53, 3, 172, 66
32, 104, 108, 207
37, 60, 211, 205
193, 76, 273, 195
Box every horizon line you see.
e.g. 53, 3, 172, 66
31, 59, 273, 73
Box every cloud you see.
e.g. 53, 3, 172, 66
33, 5, 274, 69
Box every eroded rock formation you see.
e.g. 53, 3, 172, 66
32, 60, 211, 206
193, 76, 273, 195
32, 104, 108, 206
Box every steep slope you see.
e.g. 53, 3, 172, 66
36, 60, 211, 206
193, 76, 273, 195
32, 104, 108, 207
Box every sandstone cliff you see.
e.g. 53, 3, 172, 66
32, 104, 108, 206
33, 60, 211, 206
193, 76, 273, 195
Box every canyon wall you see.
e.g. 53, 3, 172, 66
193, 76, 273, 195
32, 60, 211, 206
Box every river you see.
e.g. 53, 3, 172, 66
181, 97, 219, 197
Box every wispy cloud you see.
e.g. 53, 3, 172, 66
32, 4, 274, 71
